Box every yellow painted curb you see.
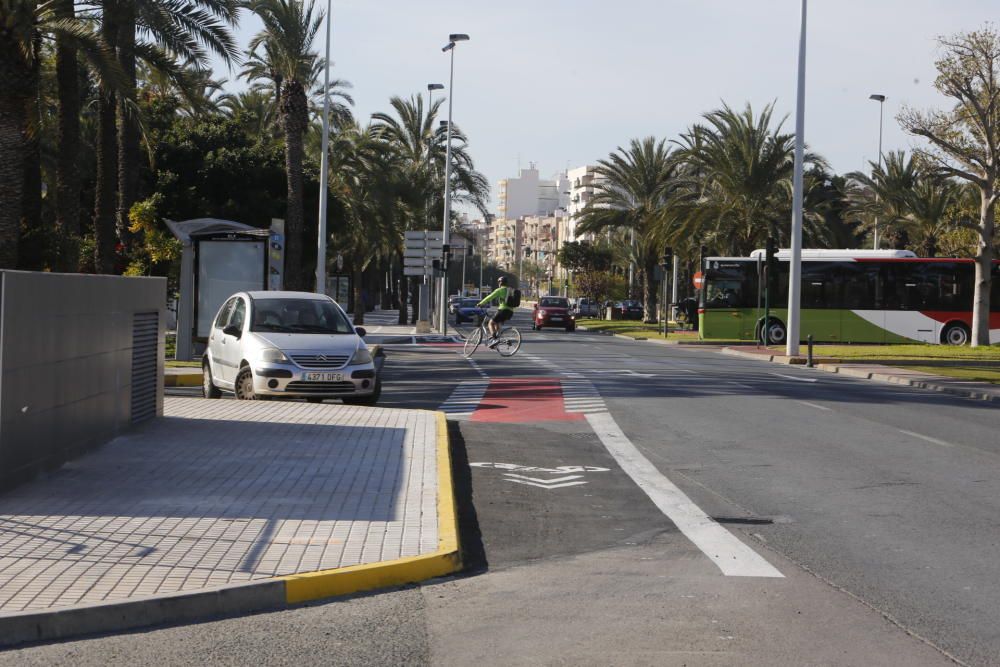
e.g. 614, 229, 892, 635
164, 372, 201, 387
281, 410, 462, 604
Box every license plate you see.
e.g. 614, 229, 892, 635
550, 316, 563, 321
304, 372, 342, 382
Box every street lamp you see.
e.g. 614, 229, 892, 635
315, 0, 334, 295
869, 93, 886, 249
786, 0, 807, 357
438, 33, 469, 334
660, 249, 672, 337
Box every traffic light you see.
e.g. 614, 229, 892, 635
661, 246, 673, 268
764, 237, 778, 282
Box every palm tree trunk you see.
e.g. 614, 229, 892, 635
54, 0, 81, 271
116, 3, 139, 249
352, 266, 365, 326
20, 125, 44, 269
642, 258, 658, 323
280, 81, 307, 290
0, 22, 35, 269
397, 253, 408, 324
93, 11, 118, 274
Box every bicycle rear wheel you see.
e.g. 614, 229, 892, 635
495, 327, 522, 357
463, 328, 483, 357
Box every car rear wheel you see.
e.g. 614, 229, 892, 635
202, 362, 221, 399
234, 367, 258, 400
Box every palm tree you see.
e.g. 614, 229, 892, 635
0, 0, 120, 269
900, 175, 964, 257
576, 137, 681, 322
327, 123, 402, 325
845, 150, 920, 249
244, 0, 328, 290
671, 102, 827, 256
370, 94, 490, 322
110, 0, 239, 256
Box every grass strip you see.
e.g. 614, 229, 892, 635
768, 344, 1000, 361
900, 365, 1000, 384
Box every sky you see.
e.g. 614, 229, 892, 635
211, 0, 998, 217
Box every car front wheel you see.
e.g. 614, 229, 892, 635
234, 366, 259, 400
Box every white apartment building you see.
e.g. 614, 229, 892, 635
496, 165, 570, 220
565, 164, 604, 242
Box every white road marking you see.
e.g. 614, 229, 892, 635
503, 473, 584, 484
795, 400, 831, 411
504, 479, 589, 490
585, 412, 783, 578
769, 372, 818, 383
898, 429, 954, 448
726, 381, 754, 389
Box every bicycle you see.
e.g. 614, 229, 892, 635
462, 309, 522, 358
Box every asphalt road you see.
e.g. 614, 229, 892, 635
8, 308, 998, 665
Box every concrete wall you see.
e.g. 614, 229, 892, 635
0, 271, 166, 492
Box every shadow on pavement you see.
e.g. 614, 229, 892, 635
447, 421, 487, 574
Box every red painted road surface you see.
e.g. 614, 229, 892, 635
470, 377, 584, 423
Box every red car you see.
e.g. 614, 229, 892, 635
532, 297, 576, 331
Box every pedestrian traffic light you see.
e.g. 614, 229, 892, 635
661, 247, 673, 268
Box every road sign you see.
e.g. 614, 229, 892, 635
402, 231, 446, 277
693, 271, 704, 289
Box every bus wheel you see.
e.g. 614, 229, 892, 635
764, 319, 787, 345
942, 322, 970, 346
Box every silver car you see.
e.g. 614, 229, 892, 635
202, 291, 379, 405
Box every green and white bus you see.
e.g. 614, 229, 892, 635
699, 249, 1000, 345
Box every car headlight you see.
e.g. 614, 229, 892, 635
259, 347, 289, 363
350, 347, 373, 365
538, 310, 547, 316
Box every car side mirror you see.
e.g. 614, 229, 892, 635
223, 324, 242, 338
355, 326, 367, 337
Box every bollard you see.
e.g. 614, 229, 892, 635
806, 334, 814, 368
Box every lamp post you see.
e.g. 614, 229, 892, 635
315, 0, 334, 295
786, 0, 807, 357
869, 93, 886, 249
660, 249, 672, 337
439, 33, 469, 334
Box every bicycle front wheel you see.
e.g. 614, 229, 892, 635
495, 327, 522, 357
463, 327, 483, 358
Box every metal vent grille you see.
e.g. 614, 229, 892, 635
131, 312, 159, 424
291, 354, 350, 369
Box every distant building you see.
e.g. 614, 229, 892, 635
496, 165, 570, 220
565, 164, 604, 242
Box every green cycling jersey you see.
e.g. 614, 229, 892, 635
478, 286, 512, 311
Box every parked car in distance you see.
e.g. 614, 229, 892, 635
202, 291, 379, 405
575, 297, 599, 317
532, 296, 576, 331
455, 298, 486, 324
448, 295, 463, 315
615, 299, 644, 320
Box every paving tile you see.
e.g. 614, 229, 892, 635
0, 398, 438, 612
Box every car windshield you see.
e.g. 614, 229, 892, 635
460, 299, 480, 307
250, 298, 354, 334
539, 298, 568, 307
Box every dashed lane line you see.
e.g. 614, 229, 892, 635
796, 400, 832, 411
898, 429, 954, 448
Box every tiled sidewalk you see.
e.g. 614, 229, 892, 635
0, 398, 438, 613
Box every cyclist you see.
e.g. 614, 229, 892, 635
477, 276, 513, 348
